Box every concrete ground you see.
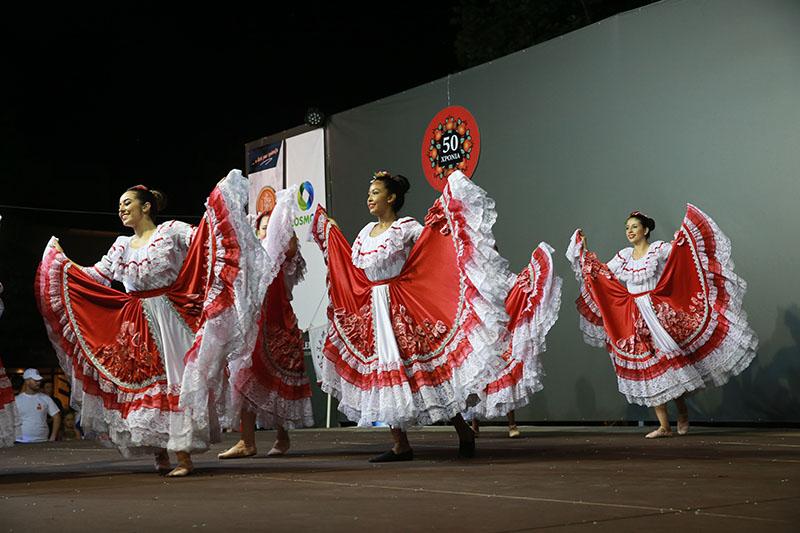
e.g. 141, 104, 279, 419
1, 426, 798, 532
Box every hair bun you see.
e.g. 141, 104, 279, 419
371, 171, 411, 212
393, 174, 411, 194
151, 190, 167, 213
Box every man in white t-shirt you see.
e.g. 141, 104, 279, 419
15, 368, 61, 443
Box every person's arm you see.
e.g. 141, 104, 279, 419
49, 412, 61, 441
566, 229, 587, 276
286, 235, 298, 259
50, 239, 88, 268
79, 237, 125, 286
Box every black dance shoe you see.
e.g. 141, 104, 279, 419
457, 438, 476, 459
369, 449, 414, 463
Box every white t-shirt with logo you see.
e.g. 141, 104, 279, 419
15, 393, 59, 443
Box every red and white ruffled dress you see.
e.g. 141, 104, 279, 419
467, 243, 562, 420
566, 204, 758, 406
225, 187, 314, 430
310, 171, 511, 429
35, 170, 269, 455
0, 282, 20, 447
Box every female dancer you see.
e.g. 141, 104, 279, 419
36, 170, 269, 475
310, 170, 511, 461
0, 281, 20, 447
566, 207, 757, 437
219, 187, 314, 459
469, 244, 562, 438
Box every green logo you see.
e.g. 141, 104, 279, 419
297, 181, 314, 211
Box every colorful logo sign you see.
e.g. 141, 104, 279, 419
421, 105, 481, 191
297, 181, 314, 211
256, 186, 277, 215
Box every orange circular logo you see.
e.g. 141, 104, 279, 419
421, 105, 481, 191
256, 186, 277, 215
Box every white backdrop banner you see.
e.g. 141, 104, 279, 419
285, 129, 328, 331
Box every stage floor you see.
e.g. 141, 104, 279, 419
1, 426, 798, 532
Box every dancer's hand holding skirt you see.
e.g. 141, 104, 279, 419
566, 204, 758, 406
35, 171, 269, 455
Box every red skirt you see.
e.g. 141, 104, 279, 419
231, 270, 313, 429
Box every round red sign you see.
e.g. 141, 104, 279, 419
421, 105, 481, 191
256, 185, 277, 215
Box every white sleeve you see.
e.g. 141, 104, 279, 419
86, 237, 126, 286
404, 219, 424, 246
164, 220, 194, 251
657, 240, 672, 259
45, 396, 60, 416
606, 251, 626, 276
565, 229, 584, 280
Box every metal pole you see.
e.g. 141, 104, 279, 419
326, 393, 332, 428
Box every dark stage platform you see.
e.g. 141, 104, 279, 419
1, 426, 798, 532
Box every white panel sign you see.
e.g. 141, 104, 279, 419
285, 129, 328, 331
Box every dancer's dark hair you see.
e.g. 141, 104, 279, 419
254, 211, 269, 232
127, 185, 167, 219
627, 210, 655, 239
371, 171, 411, 212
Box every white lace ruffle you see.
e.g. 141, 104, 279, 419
567, 229, 605, 345
470, 243, 563, 419
566, 231, 608, 344
612, 241, 670, 287
447, 170, 514, 354
92, 221, 194, 292
75, 393, 215, 456
680, 204, 758, 387
616, 361, 706, 407
579, 314, 608, 347
214, 180, 298, 429
351, 217, 422, 280
308, 323, 329, 378
237, 385, 314, 430
0, 402, 19, 448
446, 172, 516, 421
566, 229, 585, 282
38, 244, 78, 381
319, 330, 494, 429
179, 170, 274, 451
263, 186, 302, 279
517, 244, 562, 360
